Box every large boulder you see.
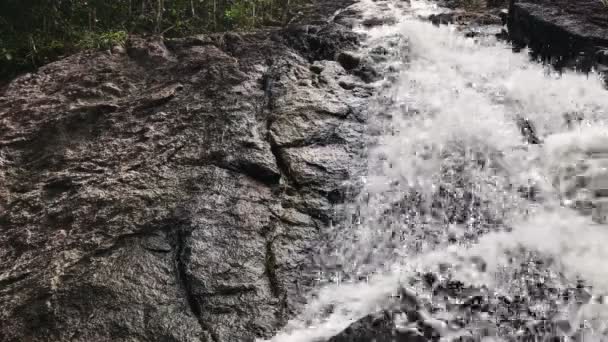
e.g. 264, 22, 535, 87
0, 0, 390, 340
508, 0, 608, 73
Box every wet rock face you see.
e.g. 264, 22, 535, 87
428, 10, 504, 27
278, 24, 361, 63
0, 0, 387, 339
508, 0, 608, 74
435, 0, 504, 8
425, 2, 508, 42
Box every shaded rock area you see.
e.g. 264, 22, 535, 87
426, 0, 509, 40
428, 9, 505, 27
437, 0, 508, 10
508, 0, 608, 75
0, 0, 392, 340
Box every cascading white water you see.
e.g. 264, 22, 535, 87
265, 1, 608, 341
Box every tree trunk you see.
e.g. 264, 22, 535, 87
93, 7, 97, 30
282, 0, 291, 24
156, 0, 163, 33
213, 0, 217, 30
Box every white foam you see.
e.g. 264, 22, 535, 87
265, 1, 608, 341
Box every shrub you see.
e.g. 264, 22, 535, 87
225, 2, 256, 30
76, 30, 127, 50
0, 0, 305, 81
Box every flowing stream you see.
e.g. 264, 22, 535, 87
267, 0, 608, 340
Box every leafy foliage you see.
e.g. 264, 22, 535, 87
0, 0, 303, 80
76, 31, 128, 50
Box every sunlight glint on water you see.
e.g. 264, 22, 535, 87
265, 1, 608, 341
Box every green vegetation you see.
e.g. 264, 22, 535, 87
76, 31, 128, 50
0, 0, 303, 80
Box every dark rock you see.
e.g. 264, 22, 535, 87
337, 51, 362, 70
0, 0, 370, 340
422, 273, 439, 288
495, 28, 510, 41
326, 311, 396, 342
429, 12, 457, 26
517, 184, 539, 201
434, 280, 466, 297
564, 112, 584, 129
428, 11, 503, 27
508, 0, 608, 73
334, 8, 363, 27
488, 0, 508, 7
515, 116, 542, 144
499, 8, 508, 26
354, 64, 381, 83
127, 36, 176, 66
277, 23, 361, 62
437, 0, 507, 9
361, 16, 398, 28
310, 63, 325, 74
327, 311, 428, 342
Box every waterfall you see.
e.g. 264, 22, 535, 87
266, 1, 608, 341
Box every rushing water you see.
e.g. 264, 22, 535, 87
266, 0, 608, 341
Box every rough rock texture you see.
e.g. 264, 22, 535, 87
428, 10, 504, 27
437, 0, 508, 9
508, 0, 608, 73
426, 0, 509, 41
0, 0, 391, 340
